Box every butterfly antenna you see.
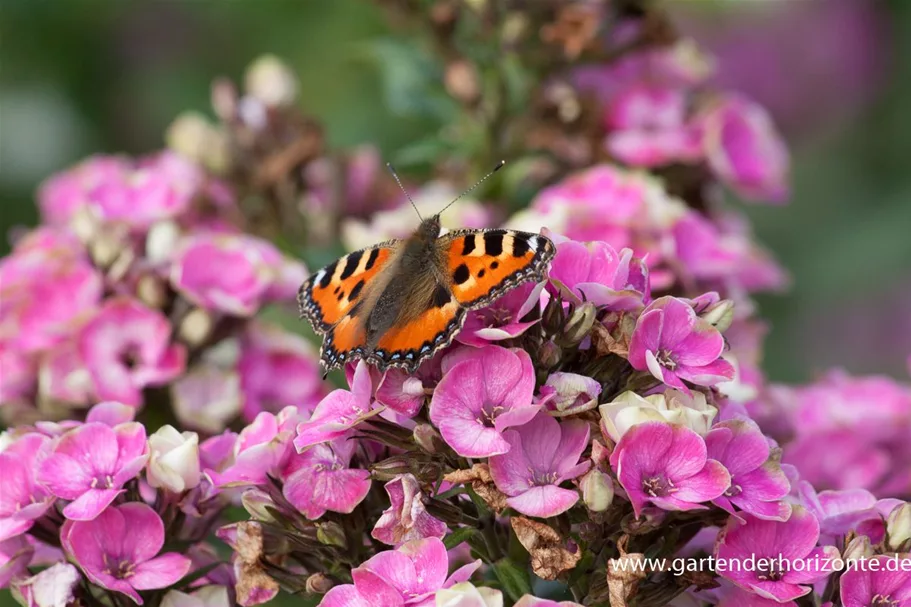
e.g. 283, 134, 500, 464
385, 162, 422, 221
436, 160, 506, 217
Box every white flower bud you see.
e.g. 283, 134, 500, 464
147, 425, 201, 493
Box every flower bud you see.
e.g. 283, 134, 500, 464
241, 488, 277, 523
412, 423, 444, 454
622, 509, 666, 535
580, 469, 614, 512
305, 573, 334, 595
316, 521, 347, 549
146, 221, 181, 265
137, 275, 167, 310
886, 502, 911, 552
245, 55, 298, 108
147, 425, 201, 493
701, 299, 735, 332
179, 307, 214, 347
558, 302, 596, 347
371, 455, 416, 481
843, 535, 874, 562
541, 298, 566, 334
537, 340, 562, 370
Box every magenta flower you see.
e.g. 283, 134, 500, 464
238, 323, 325, 421
609, 421, 730, 517
698, 94, 789, 204
281, 437, 371, 519
628, 296, 734, 393
171, 233, 289, 317
319, 537, 481, 607
294, 361, 378, 451
62, 503, 192, 604
207, 407, 298, 488
37, 155, 129, 225
375, 357, 441, 419
372, 474, 447, 546
715, 507, 838, 603
78, 297, 186, 407
548, 236, 649, 310
429, 346, 540, 458
38, 421, 148, 520
839, 556, 911, 607
457, 282, 544, 347
798, 481, 886, 544
671, 212, 740, 283
0, 433, 54, 541
488, 412, 590, 517
705, 420, 791, 521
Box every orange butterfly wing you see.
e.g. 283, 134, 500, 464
368, 229, 555, 372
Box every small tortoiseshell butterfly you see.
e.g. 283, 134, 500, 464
298, 162, 555, 373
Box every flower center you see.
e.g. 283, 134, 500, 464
725, 484, 743, 497
756, 560, 786, 582
103, 556, 135, 580
119, 346, 142, 370
476, 404, 503, 428
871, 595, 898, 607
642, 475, 675, 497
90, 475, 116, 489
531, 469, 559, 486
656, 349, 676, 369
480, 306, 513, 328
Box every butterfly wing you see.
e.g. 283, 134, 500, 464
298, 242, 398, 368
367, 229, 555, 372
440, 229, 555, 309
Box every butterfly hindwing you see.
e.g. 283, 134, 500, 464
370, 289, 464, 370
440, 229, 555, 309
298, 243, 396, 333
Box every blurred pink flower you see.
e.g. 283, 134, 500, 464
0, 433, 54, 541
610, 421, 730, 517
488, 412, 590, 517
798, 481, 890, 544
705, 420, 791, 521
698, 94, 789, 204
372, 474, 447, 546
319, 537, 481, 607
429, 346, 539, 458
238, 323, 324, 421
78, 297, 186, 407
62, 503, 192, 604
714, 507, 837, 603
629, 296, 734, 393
0, 536, 34, 588
37, 155, 130, 225
282, 436, 371, 519
38, 421, 149, 520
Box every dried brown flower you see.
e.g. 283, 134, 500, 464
510, 517, 581, 580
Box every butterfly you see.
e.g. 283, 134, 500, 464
298, 163, 555, 374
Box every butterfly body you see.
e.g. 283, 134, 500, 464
299, 215, 554, 373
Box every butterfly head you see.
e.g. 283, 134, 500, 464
417, 215, 442, 242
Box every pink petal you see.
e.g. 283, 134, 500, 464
118, 503, 166, 563
507, 486, 580, 518
628, 309, 664, 370
437, 417, 510, 458
310, 468, 371, 516
514, 413, 563, 473
130, 553, 192, 590
488, 432, 534, 495
674, 323, 725, 367
86, 402, 137, 426
398, 538, 449, 593
62, 488, 123, 521
319, 585, 372, 607
705, 421, 769, 477
673, 460, 731, 503
55, 423, 119, 476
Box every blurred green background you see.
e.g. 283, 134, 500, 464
2, 0, 910, 386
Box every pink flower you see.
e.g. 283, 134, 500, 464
548, 236, 649, 310
171, 365, 242, 434
798, 482, 887, 544
839, 556, 911, 607
605, 85, 702, 168
488, 412, 590, 517
207, 407, 298, 488
38, 421, 149, 520
671, 212, 740, 282
0, 536, 34, 588
628, 296, 735, 393
705, 420, 791, 521
78, 297, 186, 407
375, 357, 442, 419
281, 436, 371, 519
62, 503, 192, 604
170, 233, 295, 317
238, 323, 325, 421
294, 361, 377, 451
699, 94, 789, 204
319, 537, 481, 607
10, 562, 81, 607
610, 421, 730, 517
38, 340, 95, 406
37, 155, 129, 225
429, 346, 540, 458
371, 474, 447, 546
86, 151, 202, 228
714, 507, 838, 603
0, 433, 54, 541
457, 282, 544, 347
86, 401, 137, 426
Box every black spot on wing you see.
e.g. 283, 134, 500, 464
511, 236, 530, 257
453, 264, 470, 285
462, 234, 476, 256
349, 280, 365, 301
364, 248, 380, 271
484, 231, 504, 256
319, 262, 336, 288
340, 251, 363, 280
432, 284, 450, 308
491, 261, 499, 270
478, 269, 485, 278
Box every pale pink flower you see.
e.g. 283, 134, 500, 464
37, 155, 130, 225
714, 507, 838, 603
207, 407, 298, 488
281, 436, 371, 519
319, 537, 481, 607
62, 503, 192, 604
429, 346, 540, 458
539, 372, 602, 417
610, 421, 730, 517
10, 562, 81, 607
628, 296, 734, 393
294, 361, 376, 451
488, 412, 590, 517
372, 474, 447, 546
0, 433, 54, 540
85, 401, 136, 426
38, 421, 149, 520
547, 236, 649, 310
78, 297, 186, 407
171, 365, 242, 434
0, 536, 34, 588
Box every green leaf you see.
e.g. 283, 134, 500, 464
443, 527, 478, 550
492, 558, 533, 601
